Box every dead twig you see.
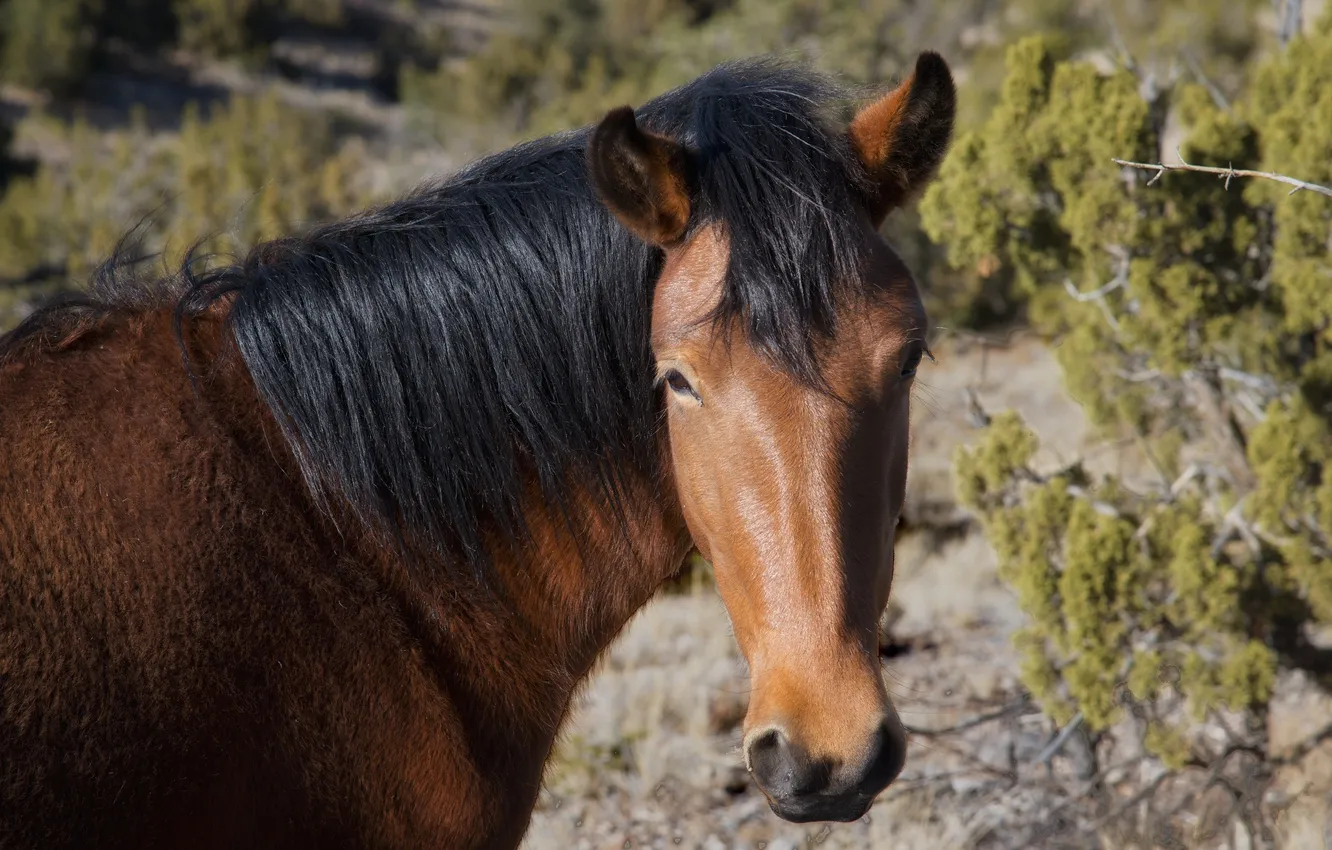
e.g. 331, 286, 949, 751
1082, 770, 1171, 834
1182, 50, 1231, 112
1272, 720, 1332, 767
1211, 496, 1262, 559
1035, 711, 1085, 766
1064, 246, 1132, 332
1112, 149, 1332, 198
1274, 0, 1304, 49
1064, 276, 1125, 303
963, 386, 991, 429
912, 732, 1019, 784
904, 698, 1031, 738
1218, 367, 1279, 396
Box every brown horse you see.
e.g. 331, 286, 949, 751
0, 52, 954, 849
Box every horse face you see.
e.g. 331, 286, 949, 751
589, 53, 954, 823
650, 225, 923, 822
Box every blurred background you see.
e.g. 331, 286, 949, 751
3, 1, 1331, 847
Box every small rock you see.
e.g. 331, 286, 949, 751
1264, 788, 1291, 808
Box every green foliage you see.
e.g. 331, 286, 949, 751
406, 0, 1000, 324
401, 0, 1280, 331
0, 92, 379, 330
944, 14, 1332, 799
0, 107, 169, 280
405, 0, 1273, 145
169, 91, 369, 254
0, 0, 1288, 333
954, 410, 1039, 505
922, 36, 1286, 409
402, 0, 913, 143
1243, 17, 1332, 345
1143, 720, 1190, 770
956, 418, 1284, 739
0, 0, 99, 91
172, 0, 256, 57
173, 0, 343, 57
0, 0, 348, 91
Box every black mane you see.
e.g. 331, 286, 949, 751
8, 59, 876, 567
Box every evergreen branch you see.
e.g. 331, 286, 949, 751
1113, 150, 1332, 198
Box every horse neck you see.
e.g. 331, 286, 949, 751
482, 463, 693, 682
364, 451, 693, 756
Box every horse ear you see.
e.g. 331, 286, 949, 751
849, 51, 956, 225
588, 106, 695, 247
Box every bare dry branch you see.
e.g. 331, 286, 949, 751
1063, 276, 1124, 303
1275, 0, 1304, 49
1035, 710, 1085, 765
1211, 496, 1262, 559
1083, 770, 1171, 834
963, 386, 992, 429
904, 698, 1031, 738
1272, 720, 1332, 767
1183, 50, 1231, 112
1064, 247, 1132, 332
1113, 150, 1332, 198
1218, 367, 1280, 396
1169, 462, 1215, 498
1116, 368, 1162, 383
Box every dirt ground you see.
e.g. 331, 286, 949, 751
519, 334, 1332, 850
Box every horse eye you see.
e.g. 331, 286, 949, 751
901, 343, 925, 378
665, 370, 692, 393
663, 369, 700, 402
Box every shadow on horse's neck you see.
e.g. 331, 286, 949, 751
344, 425, 695, 748
478, 458, 694, 680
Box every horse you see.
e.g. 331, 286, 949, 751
0, 51, 955, 850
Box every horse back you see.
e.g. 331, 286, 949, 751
0, 310, 493, 849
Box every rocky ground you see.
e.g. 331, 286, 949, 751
520, 334, 1332, 850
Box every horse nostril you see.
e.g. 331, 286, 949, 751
855, 721, 907, 796
745, 728, 785, 780
745, 728, 832, 799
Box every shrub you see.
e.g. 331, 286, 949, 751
0, 0, 100, 92
0, 92, 380, 330
936, 16, 1332, 844
0, 0, 348, 92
